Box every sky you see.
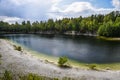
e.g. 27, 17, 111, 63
0, 0, 120, 23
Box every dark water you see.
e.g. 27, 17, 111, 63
1, 34, 120, 63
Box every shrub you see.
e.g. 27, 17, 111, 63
89, 64, 97, 70
17, 46, 22, 51
2, 70, 13, 80
58, 56, 68, 67
0, 54, 1, 58
0, 54, 1, 64
14, 45, 22, 51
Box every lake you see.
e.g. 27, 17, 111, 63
1, 34, 120, 63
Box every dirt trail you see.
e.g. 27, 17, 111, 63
0, 39, 120, 80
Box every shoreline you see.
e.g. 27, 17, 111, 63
0, 32, 97, 37
1, 33, 120, 41
9, 39, 120, 70
0, 39, 120, 80
97, 36, 120, 41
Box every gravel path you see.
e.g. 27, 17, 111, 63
0, 39, 120, 80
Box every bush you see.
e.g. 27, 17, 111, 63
2, 70, 13, 80
13, 45, 22, 51
0, 54, 1, 64
17, 46, 22, 51
58, 56, 68, 67
0, 54, 1, 58
89, 64, 97, 70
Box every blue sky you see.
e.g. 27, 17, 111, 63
0, 0, 120, 23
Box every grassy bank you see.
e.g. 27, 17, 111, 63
97, 36, 120, 41
8, 39, 120, 70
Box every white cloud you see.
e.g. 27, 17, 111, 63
0, 16, 23, 24
0, 0, 62, 20
112, 0, 120, 9
10, 0, 62, 6
10, 0, 48, 6
48, 1, 116, 19
0, 0, 119, 23
63, 2, 94, 13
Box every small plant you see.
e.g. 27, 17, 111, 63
2, 70, 13, 80
58, 56, 68, 67
19, 73, 58, 80
0, 54, 2, 58
13, 45, 22, 51
17, 46, 22, 51
106, 67, 111, 70
0, 54, 2, 64
89, 64, 97, 70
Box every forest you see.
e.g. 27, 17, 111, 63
0, 11, 120, 37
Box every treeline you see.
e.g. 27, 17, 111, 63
0, 11, 120, 37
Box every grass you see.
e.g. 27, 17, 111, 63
19, 73, 58, 80
0, 70, 74, 80
0, 70, 13, 80
88, 64, 97, 70
20, 73, 74, 80
79, 63, 120, 70
97, 36, 120, 41
93, 63, 120, 70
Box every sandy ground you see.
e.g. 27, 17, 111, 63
0, 39, 120, 80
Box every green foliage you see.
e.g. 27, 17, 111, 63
0, 71, 60, 80
0, 54, 1, 58
98, 22, 120, 37
17, 46, 22, 51
88, 64, 97, 70
0, 71, 74, 80
0, 11, 120, 37
20, 73, 50, 80
19, 73, 74, 80
2, 70, 13, 80
20, 73, 74, 80
13, 45, 22, 51
0, 54, 1, 65
58, 56, 68, 67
